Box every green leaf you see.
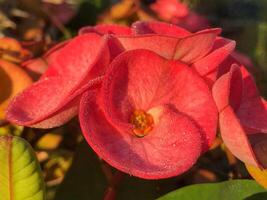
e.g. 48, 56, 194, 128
157, 180, 267, 200
0, 135, 45, 200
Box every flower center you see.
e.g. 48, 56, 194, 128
130, 110, 154, 138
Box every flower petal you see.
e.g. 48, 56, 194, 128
6, 76, 102, 128
212, 65, 243, 112
237, 97, 267, 133
101, 49, 217, 150
116, 34, 178, 59
219, 106, 262, 167
49, 34, 110, 81
173, 28, 221, 63
131, 21, 190, 37
80, 91, 202, 179
116, 28, 221, 63
236, 67, 267, 133
192, 38, 236, 80
213, 65, 267, 168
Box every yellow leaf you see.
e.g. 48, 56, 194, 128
37, 133, 62, 150
246, 163, 267, 189
0, 59, 32, 119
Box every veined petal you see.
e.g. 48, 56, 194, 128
173, 28, 221, 63
212, 65, 243, 112
192, 38, 236, 80
220, 106, 262, 168
80, 91, 202, 179
6, 33, 109, 128
116, 28, 220, 64
6, 77, 102, 128
101, 49, 217, 150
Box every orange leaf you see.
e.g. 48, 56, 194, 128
0, 37, 31, 63
246, 163, 267, 189
0, 59, 32, 119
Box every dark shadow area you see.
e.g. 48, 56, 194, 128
245, 192, 267, 200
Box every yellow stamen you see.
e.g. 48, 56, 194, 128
130, 110, 154, 138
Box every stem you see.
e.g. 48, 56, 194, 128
100, 159, 125, 200
103, 171, 124, 200
223, 145, 241, 179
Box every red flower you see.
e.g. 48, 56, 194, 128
118, 21, 236, 86
80, 49, 217, 179
150, 0, 189, 21
6, 21, 239, 179
6, 33, 110, 128
212, 58, 267, 169
150, 0, 210, 32
7, 21, 233, 129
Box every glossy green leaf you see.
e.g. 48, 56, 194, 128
0, 135, 45, 200
157, 180, 267, 200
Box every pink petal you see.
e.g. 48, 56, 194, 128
213, 65, 267, 168
131, 21, 190, 37
173, 28, 221, 63
80, 91, 202, 179
6, 34, 109, 128
6, 77, 102, 128
237, 97, 267, 133
192, 38, 236, 80
116, 28, 221, 64
79, 24, 132, 35
116, 34, 178, 59
52, 33, 110, 81
236, 67, 267, 132
212, 65, 243, 112
219, 106, 262, 167
22, 41, 69, 78
40, 40, 70, 78
101, 49, 217, 150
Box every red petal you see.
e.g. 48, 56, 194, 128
6, 77, 102, 128
213, 65, 267, 167
173, 28, 221, 63
192, 38, 236, 79
116, 28, 220, 64
117, 34, 178, 59
237, 97, 267, 133
52, 33, 110, 81
80, 91, 202, 179
79, 24, 132, 35
131, 21, 190, 37
40, 40, 70, 78
212, 65, 243, 112
237, 67, 267, 132
6, 34, 109, 128
220, 106, 261, 167
101, 49, 217, 150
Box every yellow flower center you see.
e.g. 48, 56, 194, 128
130, 110, 154, 138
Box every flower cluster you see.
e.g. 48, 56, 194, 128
6, 21, 267, 179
